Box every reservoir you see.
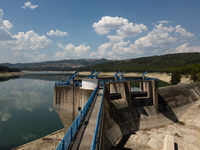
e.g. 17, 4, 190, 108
0, 73, 74, 150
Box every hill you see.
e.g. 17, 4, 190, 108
78, 53, 200, 74
0, 66, 20, 72
0, 58, 112, 71
1, 53, 200, 74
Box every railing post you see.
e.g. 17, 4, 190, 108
71, 127, 73, 143
63, 140, 65, 150
77, 118, 78, 130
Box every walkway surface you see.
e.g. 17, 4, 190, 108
70, 88, 103, 150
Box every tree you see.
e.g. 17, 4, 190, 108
170, 70, 181, 85
190, 71, 198, 82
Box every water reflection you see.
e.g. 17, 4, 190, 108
0, 77, 64, 149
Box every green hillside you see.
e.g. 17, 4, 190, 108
78, 53, 200, 74
0, 66, 20, 72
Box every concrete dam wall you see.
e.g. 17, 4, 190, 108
54, 86, 94, 134
104, 82, 200, 150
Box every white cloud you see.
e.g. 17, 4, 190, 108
2, 30, 52, 50
0, 9, 14, 41
134, 24, 176, 48
92, 16, 147, 38
175, 25, 195, 38
54, 43, 91, 59
169, 43, 200, 53
174, 43, 191, 53
158, 20, 171, 24
47, 29, 68, 36
95, 23, 178, 59
13, 52, 50, 61
22, 2, 38, 9
116, 23, 148, 38
90, 42, 112, 58
92, 16, 125, 35
92, 17, 196, 60
112, 40, 130, 54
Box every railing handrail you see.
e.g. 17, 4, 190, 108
91, 85, 105, 150
89, 70, 96, 78
56, 86, 98, 150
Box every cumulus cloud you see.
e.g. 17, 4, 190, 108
54, 43, 91, 59
116, 23, 147, 38
92, 16, 125, 35
1, 30, 52, 50
47, 29, 68, 36
22, 2, 38, 9
92, 16, 147, 38
169, 43, 200, 53
13, 52, 50, 61
90, 42, 112, 58
133, 24, 176, 48
174, 43, 191, 53
0, 9, 14, 41
175, 25, 195, 38
95, 23, 178, 59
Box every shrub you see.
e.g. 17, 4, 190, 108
170, 70, 181, 85
190, 71, 198, 82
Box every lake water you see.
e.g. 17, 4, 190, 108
0, 73, 73, 150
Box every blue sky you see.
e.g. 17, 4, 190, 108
0, 0, 200, 63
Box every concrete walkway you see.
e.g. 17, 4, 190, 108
70, 88, 103, 150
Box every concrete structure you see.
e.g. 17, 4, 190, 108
104, 81, 200, 150
163, 135, 174, 150
54, 86, 94, 134
54, 72, 200, 150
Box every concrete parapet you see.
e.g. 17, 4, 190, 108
54, 86, 93, 134
163, 135, 174, 150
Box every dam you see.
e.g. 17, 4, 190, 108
54, 71, 200, 150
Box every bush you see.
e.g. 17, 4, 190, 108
170, 70, 181, 85
190, 71, 198, 82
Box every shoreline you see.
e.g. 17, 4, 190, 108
0, 71, 28, 77
0, 71, 191, 84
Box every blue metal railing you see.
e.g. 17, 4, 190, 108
114, 71, 120, 77
93, 71, 101, 79
91, 85, 105, 150
55, 70, 79, 86
89, 70, 96, 78
56, 86, 98, 150
142, 71, 147, 77
118, 71, 125, 80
